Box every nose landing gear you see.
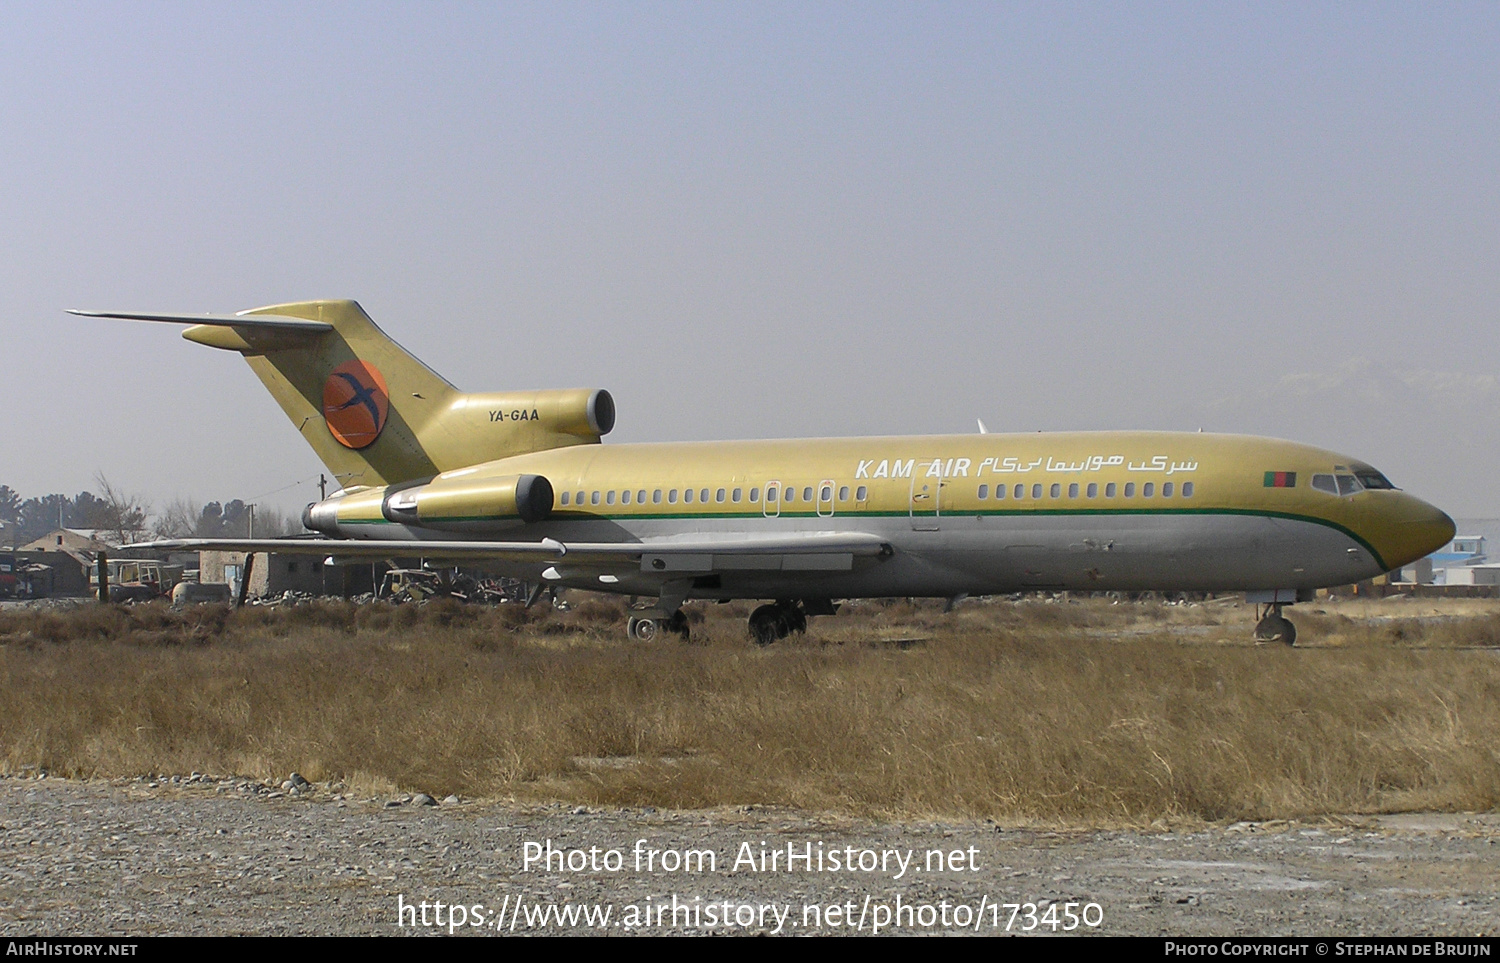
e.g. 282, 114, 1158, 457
1253, 603, 1297, 646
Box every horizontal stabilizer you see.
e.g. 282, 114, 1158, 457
67, 309, 333, 333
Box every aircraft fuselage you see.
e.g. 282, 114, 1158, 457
306, 430, 1454, 602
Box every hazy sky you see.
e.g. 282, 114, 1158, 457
3, 2, 1497, 516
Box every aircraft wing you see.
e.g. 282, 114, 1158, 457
131, 532, 893, 572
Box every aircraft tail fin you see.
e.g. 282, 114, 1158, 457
73, 300, 614, 488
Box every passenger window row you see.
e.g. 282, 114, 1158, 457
557, 484, 874, 508
976, 481, 1195, 500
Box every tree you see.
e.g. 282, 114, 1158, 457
0, 486, 19, 527
17, 494, 70, 543
91, 473, 150, 546
152, 497, 199, 539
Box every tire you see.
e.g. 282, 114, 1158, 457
748, 604, 782, 646
1253, 614, 1296, 645
629, 617, 659, 642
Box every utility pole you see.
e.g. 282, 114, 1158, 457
319, 474, 327, 500
247, 504, 255, 540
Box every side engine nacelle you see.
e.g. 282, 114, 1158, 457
303, 473, 553, 536
382, 474, 553, 530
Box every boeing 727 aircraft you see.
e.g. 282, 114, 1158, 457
71, 300, 1455, 644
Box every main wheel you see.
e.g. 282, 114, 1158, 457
748, 604, 784, 645
628, 616, 659, 642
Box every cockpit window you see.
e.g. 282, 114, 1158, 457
1336, 474, 1361, 496
1355, 470, 1395, 490
1312, 474, 1337, 495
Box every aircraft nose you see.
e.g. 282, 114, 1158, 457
1373, 495, 1455, 572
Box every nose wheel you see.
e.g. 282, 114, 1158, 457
1253, 603, 1297, 646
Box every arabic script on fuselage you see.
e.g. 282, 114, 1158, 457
853, 455, 1199, 479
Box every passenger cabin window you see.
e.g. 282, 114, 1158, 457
1182, 482, 1194, 497
1105, 482, 1116, 497
733, 488, 743, 502
1068, 483, 1079, 498
1031, 484, 1042, 499
1087, 483, 1097, 498
684, 489, 694, 503
1124, 482, 1135, 497
1162, 482, 1173, 497
1143, 483, 1154, 497
803, 487, 813, 502
716, 488, 726, 503
637, 490, 646, 503
606, 491, 615, 505
1050, 483, 1061, 498
767, 487, 778, 502
978, 484, 990, 499
576, 490, 585, 504
783, 488, 794, 503
620, 490, 630, 504
750, 488, 760, 502
838, 486, 848, 501
855, 486, 867, 500
653, 489, 662, 503
668, 490, 678, 503
701, 489, 710, 503
560, 492, 570, 505
1014, 484, 1024, 499
591, 491, 600, 505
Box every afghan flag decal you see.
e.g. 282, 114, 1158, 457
1263, 471, 1297, 488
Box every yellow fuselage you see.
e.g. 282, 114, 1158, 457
315, 430, 1453, 599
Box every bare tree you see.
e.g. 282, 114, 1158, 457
92, 472, 150, 546
152, 497, 200, 539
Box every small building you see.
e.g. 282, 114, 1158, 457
1391, 557, 1435, 585
199, 550, 327, 598
0, 550, 92, 597
19, 528, 118, 563
1426, 535, 1488, 586
1442, 564, 1500, 587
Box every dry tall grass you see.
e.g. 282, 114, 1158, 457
1, 597, 1498, 823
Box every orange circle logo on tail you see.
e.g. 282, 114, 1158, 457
322, 361, 390, 449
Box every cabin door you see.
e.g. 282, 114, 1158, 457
909, 466, 944, 531
761, 480, 782, 518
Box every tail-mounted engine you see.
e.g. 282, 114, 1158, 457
381, 474, 553, 530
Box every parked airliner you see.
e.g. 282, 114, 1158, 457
71, 301, 1454, 644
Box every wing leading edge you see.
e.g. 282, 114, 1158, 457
131, 532, 893, 569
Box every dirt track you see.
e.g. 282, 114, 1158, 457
1, 776, 1496, 936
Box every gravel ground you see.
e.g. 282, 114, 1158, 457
1, 775, 1496, 936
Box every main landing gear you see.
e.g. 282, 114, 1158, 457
626, 609, 690, 642
1253, 603, 1297, 646
747, 600, 808, 646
